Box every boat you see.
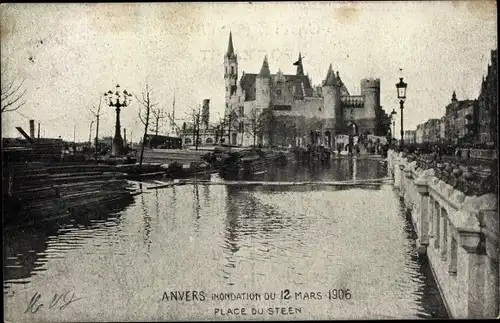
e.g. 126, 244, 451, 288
219, 148, 268, 180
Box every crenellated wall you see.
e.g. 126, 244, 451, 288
387, 150, 499, 319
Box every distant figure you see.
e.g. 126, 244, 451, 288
355, 144, 360, 156
60, 145, 70, 162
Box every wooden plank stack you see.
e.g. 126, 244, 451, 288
3, 163, 136, 229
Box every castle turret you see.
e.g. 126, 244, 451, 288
256, 55, 271, 111
294, 52, 304, 76
224, 32, 238, 112
360, 78, 381, 132
451, 90, 457, 103
322, 65, 342, 135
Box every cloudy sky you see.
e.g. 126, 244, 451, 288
1, 1, 497, 142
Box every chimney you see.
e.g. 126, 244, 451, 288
29, 120, 35, 139
123, 128, 127, 146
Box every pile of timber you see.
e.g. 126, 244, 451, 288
3, 163, 136, 228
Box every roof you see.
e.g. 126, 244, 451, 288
239, 73, 313, 101
226, 32, 235, 58
240, 73, 258, 101
258, 56, 271, 77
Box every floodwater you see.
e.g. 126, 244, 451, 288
3, 158, 448, 321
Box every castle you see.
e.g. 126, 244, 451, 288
224, 32, 390, 147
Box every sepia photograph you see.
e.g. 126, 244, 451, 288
1, 1, 498, 321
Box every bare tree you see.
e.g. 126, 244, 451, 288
136, 83, 158, 168
247, 107, 263, 146
1, 69, 27, 113
214, 113, 226, 145
188, 105, 202, 150
261, 105, 277, 147
149, 106, 167, 136
166, 112, 181, 137
223, 105, 239, 148
89, 97, 103, 161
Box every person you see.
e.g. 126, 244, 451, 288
60, 144, 70, 162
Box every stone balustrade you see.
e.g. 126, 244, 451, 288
460, 148, 497, 160
387, 149, 499, 319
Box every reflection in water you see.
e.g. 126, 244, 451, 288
263, 158, 385, 183
140, 191, 152, 253
4, 159, 448, 321
3, 197, 134, 288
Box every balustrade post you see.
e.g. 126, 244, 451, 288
440, 208, 448, 261
482, 210, 499, 318
404, 168, 413, 209
458, 217, 487, 319
434, 201, 441, 249
398, 164, 405, 198
415, 177, 430, 256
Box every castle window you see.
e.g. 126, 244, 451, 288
231, 85, 237, 95
231, 66, 234, 74
319, 107, 322, 111
276, 88, 282, 97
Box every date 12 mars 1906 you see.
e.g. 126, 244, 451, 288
281, 289, 352, 300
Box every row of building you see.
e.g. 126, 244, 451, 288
404, 49, 497, 148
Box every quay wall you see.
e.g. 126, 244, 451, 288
387, 149, 499, 319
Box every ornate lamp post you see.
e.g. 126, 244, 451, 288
395, 78, 407, 146
390, 109, 397, 147
104, 84, 132, 156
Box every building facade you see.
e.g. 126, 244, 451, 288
477, 49, 497, 147
404, 130, 416, 144
416, 125, 424, 144
421, 118, 441, 144
223, 32, 390, 147
443, 92, 478, 145
181, 123, 218, 147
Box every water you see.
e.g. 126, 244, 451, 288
3, 158, 448, 321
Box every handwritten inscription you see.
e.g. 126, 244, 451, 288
25, 291, 82, 314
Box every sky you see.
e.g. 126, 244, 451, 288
1, 1, 497, 142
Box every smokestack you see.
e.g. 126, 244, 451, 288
29, 120, 35, 139
123, 128, 127, 146
202, 99, 210, 128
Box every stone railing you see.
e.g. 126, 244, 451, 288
388, 149, 499, 319
460, 148, 497, 160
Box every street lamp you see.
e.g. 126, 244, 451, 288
390, 109, 397, 147
104, 84, 133, 156
395, 77, 407, 146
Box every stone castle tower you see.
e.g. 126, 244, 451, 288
360, 78, 381, 123
256, 55, 271, 111
224, 32, 238, 112
322, 64, 342, 135
222, 32, 388, 147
